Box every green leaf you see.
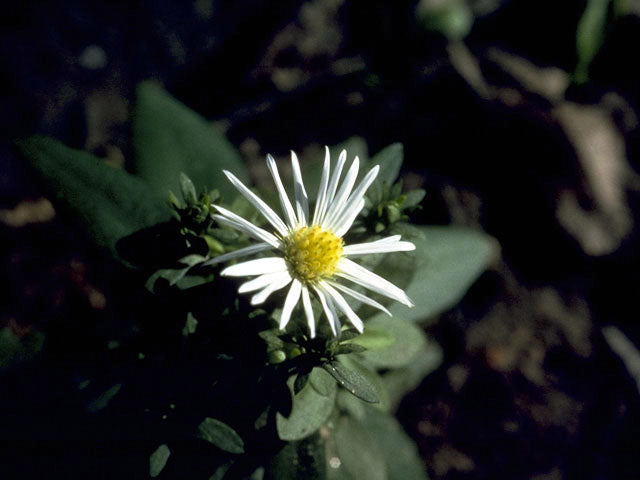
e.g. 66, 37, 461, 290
336, 355, 390, 413
367, 144, 403, 204
87, 384, 122, 413
309, 367, 336, 397
146, 254, 209, 291
383, 339, 443, 410
384, 225, 496, 323
575, 0, 611, 84
265, 433, 326, 480
277, 372, 337, 441
182, 312, 198, 336
364, 407, 430, 480
17, 136, 171, 257
330, 407, 428, 480
179, 172, 197, 204
343, 327, 394, 352
198, 417, 245, 454
132, 81, 250, 200
323, 358, 380, 404
360, 316, 426, 369
331, 415, 387, 480
418, 0, 474, 40
149, 444, 171, 478
402, 189, 426, 208
371, 143, 403, 185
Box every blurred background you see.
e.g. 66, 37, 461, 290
2, 0, 640, 479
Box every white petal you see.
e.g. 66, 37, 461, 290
326, 280, 391, 316
223, 170, 288, 236
279, 279, 302, 330
325, 164, 378, 231
343, 237, 416, 256
322, 157, 359, 229
320, 149, 347, 224
320, 282, 364, 333
301, 286, 316, 338
266, 154, 297, 230
291, 151, 309, 226
332, 198, 365, 238
313, 285, 340, 336
336, 258, 414, 307
202, 242, 273, 267
221, 257, 287, 277
312, 147, 331, 225
213, 206, 280, 248
251, 274, 292, 305
238, 271, 291, 293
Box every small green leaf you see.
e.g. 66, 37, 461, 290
209, 462, 233, 480
360, 317, 426, 369
179, 172, 197, 204
182, 312, 198, 336
150, 444, 170, 478
323, 359, 380, 404
132, 81, 250, 200
575, 0, 611, 84
198, 417, 245, 454
343, 328, 394, 352
402, 189, 426, 208
276, 373, 337, 441
368, 144, 403, 204
258, 329, 285, 351
265, 433, 326, 480
87, 384, 121, 413
17, 136, 171, 258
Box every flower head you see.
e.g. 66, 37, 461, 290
206, 148, 415, 337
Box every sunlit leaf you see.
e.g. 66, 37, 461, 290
277, 373, 337, 441
380, 225, 496, 323
323, 358, 380, 404
360, 316, 426, 369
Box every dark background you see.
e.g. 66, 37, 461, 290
1, 1, 640, 479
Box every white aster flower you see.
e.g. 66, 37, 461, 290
206, 148, 415, 338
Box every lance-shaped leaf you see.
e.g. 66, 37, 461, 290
16, 135, 170, 258
323, 358, 380, 404
198, 417, 245, 454
132, 81, 250, 200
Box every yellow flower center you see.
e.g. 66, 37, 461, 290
284, 226, 344, 284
